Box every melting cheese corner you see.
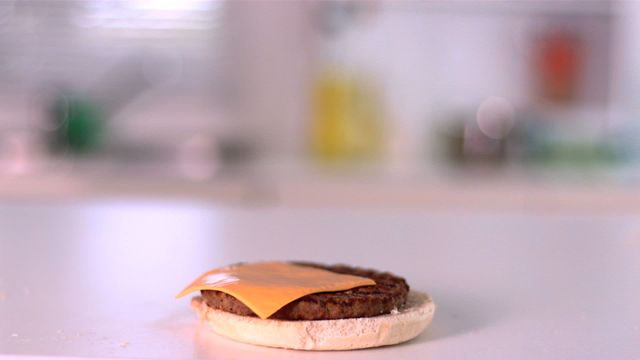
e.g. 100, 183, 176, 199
177, 262, 376, 319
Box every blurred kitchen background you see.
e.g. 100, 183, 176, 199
2, 0, 640, 209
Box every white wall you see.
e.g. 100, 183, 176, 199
225, 1, 314, 159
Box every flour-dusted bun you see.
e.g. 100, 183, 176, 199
191, 291, 435, 351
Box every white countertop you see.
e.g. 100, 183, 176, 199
1, 201, 639, 359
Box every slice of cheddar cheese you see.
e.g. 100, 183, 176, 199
176, 262, 376, 319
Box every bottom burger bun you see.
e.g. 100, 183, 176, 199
191, 291, 435, 351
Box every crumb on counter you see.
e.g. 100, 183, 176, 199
10, 333, 18, 337
119, 341, 130, 348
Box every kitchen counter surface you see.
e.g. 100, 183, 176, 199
1, 201, 639, 359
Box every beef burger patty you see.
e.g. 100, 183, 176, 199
201, 262, 410, 320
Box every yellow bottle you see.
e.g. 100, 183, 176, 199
310, 67, 383, 164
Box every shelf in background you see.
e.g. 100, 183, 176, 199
383, 0, 615, 17
3, 163, 640, 212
